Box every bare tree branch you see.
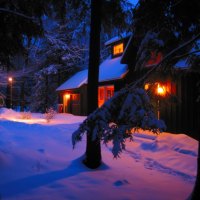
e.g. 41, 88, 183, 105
130, 32, 200, 88
172, 50, 200, 60
0, 8, 37, 22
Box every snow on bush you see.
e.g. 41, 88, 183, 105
72, 87, 166, 157
20, 111, 32, 119
44, 107, 57, 122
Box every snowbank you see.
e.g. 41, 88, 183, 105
0, 108, 197, 200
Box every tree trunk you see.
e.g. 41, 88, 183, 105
6, 58, 11, 108
20, 80, 25, 112
45, 75, 49, 111
83, 0, 102, 169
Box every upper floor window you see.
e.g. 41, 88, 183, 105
145, 51, 163, 67
113, 43, 124, 56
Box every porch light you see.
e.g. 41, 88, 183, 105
156, 84, 166, 96
156, 83, 166, 120
65, 94, 70, 100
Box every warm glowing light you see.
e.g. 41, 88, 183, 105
157, 84, 166, 96
98, 85, 114, 107
8, 77, 13, 82
65, 94, 70, 99
113, 43, 124, 56
144, 83, 150, 90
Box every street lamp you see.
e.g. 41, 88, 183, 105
8, 77, 13, 108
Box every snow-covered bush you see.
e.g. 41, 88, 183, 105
20, 111, 32, 120
72, 87, 166, 158
44, 107, 57, 122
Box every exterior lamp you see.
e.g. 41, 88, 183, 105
157, 84, 166, 96
8, 77, 13, 108
8, 77, 13, 82
156, 83, 166, 120
65, 94, 70, 100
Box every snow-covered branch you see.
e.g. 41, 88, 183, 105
133, 32, 200, 86
72, 32, 200, 158
72, 88, 166, 157
159, 32, 200, 68
172, 50, 200, 60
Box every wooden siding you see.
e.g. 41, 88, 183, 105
159, 72, 200, 140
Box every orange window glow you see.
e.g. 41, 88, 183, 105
113, 43, 124, 56
98, 85, 114, 107
144, 83, 150, 90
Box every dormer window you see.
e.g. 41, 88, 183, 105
113, 42, 124, 56
145, 51, 163, 67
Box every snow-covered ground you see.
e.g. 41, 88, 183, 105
0, 108, 197, 200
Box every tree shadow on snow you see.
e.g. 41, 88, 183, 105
0, 155, 109, 198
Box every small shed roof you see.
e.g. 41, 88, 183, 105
104, 33, 131, 46
56, 56, 128, 91
56, 70, 88, 91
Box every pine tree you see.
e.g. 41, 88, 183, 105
132, 1, 200, 198
0, 0, 66, 67
30, 66, 58, 112
132, 0, 200, 67
73, 87, 166, 158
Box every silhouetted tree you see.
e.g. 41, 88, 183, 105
83, 0, 102, 169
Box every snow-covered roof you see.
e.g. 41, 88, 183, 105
174, 59, 189, 69
104, 33, 131, 46
99, 56, 128, 82
56, 56, 128, 91
56, 70, 88, 91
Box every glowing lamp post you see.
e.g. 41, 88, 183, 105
156, 83, 166, 120
8, 77, 13, 108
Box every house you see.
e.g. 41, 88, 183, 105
56, 35, 130, 115
121, 36, 200, 139
57, 34, 200, 139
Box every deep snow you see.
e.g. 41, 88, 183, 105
0, 108, 198, 200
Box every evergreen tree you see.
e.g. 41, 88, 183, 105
30, 66, 57, 112
132, 0, 200, 68
69, 0, 133, 169
132, 1, 200, 198
73, 87, 166, 158
0, 0, 66, 67
29, 17, 88, 112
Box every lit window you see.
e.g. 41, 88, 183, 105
145, 52, 163, 67
144, 83, 150, 90
113, 43, 124, 56
98, 85, 114, 107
